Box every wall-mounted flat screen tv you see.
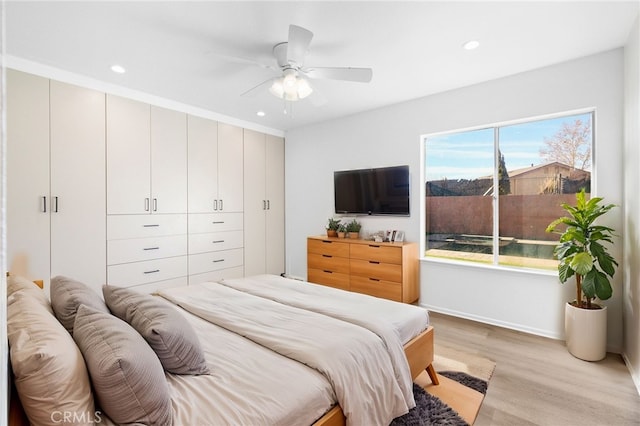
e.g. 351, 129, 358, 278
334, 165, 410, 216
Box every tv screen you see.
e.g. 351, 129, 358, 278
334, 165, 410, 216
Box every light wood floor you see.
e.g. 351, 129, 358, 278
428, 312, 640, 426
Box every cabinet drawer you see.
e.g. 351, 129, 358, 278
189, 230, 243, 254
189, 267, 244, 285
112, 277, 188, 294
107, 256, 187, 287
307, 268, 350, 291
108, 214, 187, 239
350, 243, 402, 264
307, 238, 350, 257
189, 212, 243, 233
350, 276, 402, 302
189, 248, 244, 275
307, 253, 350, 274
350, 259, 402, 282
107, 235, 187, 265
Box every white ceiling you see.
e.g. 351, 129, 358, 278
5, 1, 639, 132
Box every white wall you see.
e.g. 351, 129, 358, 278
286, 49, 625, 351
623, 14, 640, 393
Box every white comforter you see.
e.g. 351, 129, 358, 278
219, 274, 427, 407
158, 283, 411, 426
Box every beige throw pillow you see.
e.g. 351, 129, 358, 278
103, 285, 209, 375
72, 304, 173, 426
7, 291, 95, 426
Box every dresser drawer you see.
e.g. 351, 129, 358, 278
350, 259, 402, 282
307, 238, 350, 257
350, 275, 402, 302
350, 243, 403, 264
189, 267, 245, 285
107, 256, 188, 287
189, 230, 244, 254
307, 252, 350, 274
189, 248, 244, 275
107, 235, 187, 265
307, 268, 350, 291
107, 214, 187, 240
189, 212, 243, 234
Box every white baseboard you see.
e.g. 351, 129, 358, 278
622, 353, 640, 396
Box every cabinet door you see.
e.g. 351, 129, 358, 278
106, 95, 151, 214
50, 81, 106, 286
187, 116, 218, 213
243, 129, 266, 276
6, 70, 51, 283
217, 123, 243, 212
151, 106, 187, 214
265, 135, 285, 275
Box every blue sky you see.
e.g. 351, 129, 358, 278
424, 112, 592, 182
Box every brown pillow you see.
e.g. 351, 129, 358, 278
103, 285, 209, 375
50, 276, 109, 334
7, 290, 95, 426
72, 304, 173, 425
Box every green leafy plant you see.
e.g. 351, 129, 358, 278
345, 219, 362, 233
326, 218, 341, 231
546, 189, 618, 309
337, 223, 347, 233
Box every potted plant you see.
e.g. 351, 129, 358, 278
345, 219, 362, 239
337, 223, 347, 239
545, 189, 618, 361
326, 218, 341, 238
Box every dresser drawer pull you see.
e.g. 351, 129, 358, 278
143, 224, 160, 228
369, 261, 380, 264
322, 254, 332, 258
369, 278, 380, 282
212, 221, 225, 224
321, 240, 333, 244
323, 270, 333, 274
143, 247, 160, 251
212, 259, 225, 263
369, 244, 381, 248
143, 269, 160, 274
212, 240, 225, 244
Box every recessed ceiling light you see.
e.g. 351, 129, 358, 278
256, 111, 266, 117
110, 64, 126, 74
462, 40, 480, 50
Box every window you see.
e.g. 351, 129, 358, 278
424, 111, 593, 270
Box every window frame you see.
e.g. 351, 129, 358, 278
420, 108, 595, 272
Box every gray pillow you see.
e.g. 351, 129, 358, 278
72, 304, 172, 426
103, 285, 209, 375
50, 276, 110, 334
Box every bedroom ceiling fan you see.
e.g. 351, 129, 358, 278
241, 24, 373, 104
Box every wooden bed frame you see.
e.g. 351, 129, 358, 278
7, 276, 438, 426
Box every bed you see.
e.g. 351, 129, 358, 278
7, 273, 437, 426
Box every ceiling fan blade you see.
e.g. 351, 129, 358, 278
304, 67, 373, 83
287, 25, 313, 66
240, 77, 274, 97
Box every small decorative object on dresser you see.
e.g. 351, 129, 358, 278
326, 218, 341, 238
337, 223, 347, 238
345, 218, 362, 239
307, 235, 419, 303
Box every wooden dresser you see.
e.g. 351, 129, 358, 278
307, 236, 419, 303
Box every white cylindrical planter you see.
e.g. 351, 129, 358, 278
565, 302, 607, 361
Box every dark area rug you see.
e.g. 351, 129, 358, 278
389, 371, 488, 426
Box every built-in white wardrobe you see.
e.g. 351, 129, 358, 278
6, 69, 285, 294
6, 70, 106, 292
243, 129, 285, 276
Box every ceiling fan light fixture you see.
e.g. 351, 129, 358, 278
269, 69, 313, 101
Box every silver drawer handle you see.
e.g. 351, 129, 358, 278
143, 269, 160, 274
143, 224, 160, 228
212, 259, 225, 263
212, 240, 225, 243
143, 247, 160, 251
212, 221, 225, 224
